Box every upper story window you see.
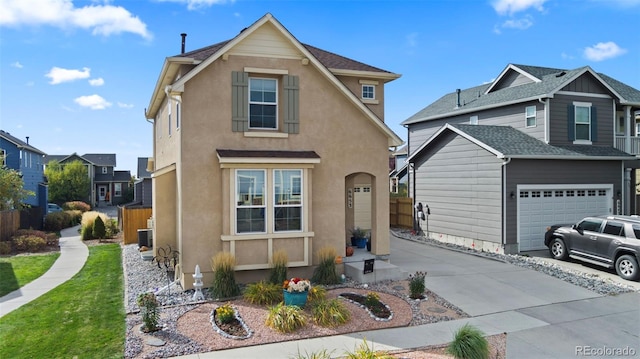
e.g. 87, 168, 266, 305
362, 85, 375, 100
470, 115, 478, 125
575, 104, 591, 141
525, 106, 536, 127
249, 78, 277, 129
102, 166, 108, 174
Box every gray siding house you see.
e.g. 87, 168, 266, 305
402, 64, 640, 254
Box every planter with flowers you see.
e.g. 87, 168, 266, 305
282, 277, 311, 307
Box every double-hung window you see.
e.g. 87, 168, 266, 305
236, 170, 266, 233
249, 78, 277, 129
114, 183, 122, 197
274, 170, 302, 232
575, 104, 591, 141
525, 106, 536, 127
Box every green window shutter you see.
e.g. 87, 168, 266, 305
283, 75, 299, 134
231, 71, 249, 132
591, 106, 597, 142
567, 104, 575, 141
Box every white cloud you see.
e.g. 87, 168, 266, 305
502, 17, 533, 29
11, 61, 23, 68
155, 0, 232, 11
0, 0, 152, 39
583, 41, 627, 61
117, 102, 134, 109
46, 66, 90, 84
89, 77, 104, 86
492, 0, 547, 15
74, 94, 111, 110
561, 52, 575, 60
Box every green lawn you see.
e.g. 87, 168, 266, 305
0, 252, 61, 297
0, 244, 125, 359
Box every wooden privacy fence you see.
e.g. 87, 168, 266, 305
0, 210, 20, 242
390, 197, 413, 229
120, 206, 152, 245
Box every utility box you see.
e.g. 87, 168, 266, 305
137, 229, 152, 248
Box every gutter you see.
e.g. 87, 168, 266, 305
502, 157, 511, 250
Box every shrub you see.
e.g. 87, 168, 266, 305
92, 216, 106, 239
209, 252, 240, 299
0, 241, 12, 255
408, 271, 426, 299
446, 323, 490, 359
311, 298, 350, 327
67, 210, 83, 226
365, 292, 381, 307
15, 229, 47, 240
12, 235, 47, 252
265, 302, 306, 333
307, 286, 327, 304
269, 249, 288, 285
80, 211, 108, 240
63, 201, 91, 212
136, 292, 160, 332
290, 348, 334, 359
215, 303, 235, 324
311, 246, 340, 285
243, 281, 283, 305
343, 339, 393, 359
105, 218, 119, 238
45, 233, 59, 247
44, 211, 72, 232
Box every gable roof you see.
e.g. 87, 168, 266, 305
403, 64, 640, 125
45, 153, 116, 167
146, 13, 403, 147
137, 157, 152, 179
408, 124, 634, 162
0, 130, 47, 155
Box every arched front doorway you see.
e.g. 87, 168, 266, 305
345, 172, 374, 250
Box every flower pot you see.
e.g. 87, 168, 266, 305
355, 237, 367, 248
283, 290, 308, 307
346, 246, 354, 257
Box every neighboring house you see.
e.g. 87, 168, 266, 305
389, 145, 408, 194
134, 157, 153, 207
144, 13, 403, 289
0, 130, 48, 209
402, 64, 640, 254
44, 153, 132, 206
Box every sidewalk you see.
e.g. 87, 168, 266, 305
0, 225, 88, 318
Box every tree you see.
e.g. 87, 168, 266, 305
0, 166, 34, 210
45, 160, 90, 204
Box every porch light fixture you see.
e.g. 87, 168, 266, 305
510, 191, 515, 199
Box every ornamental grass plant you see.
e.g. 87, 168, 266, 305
446, 323, 490, 359
311, 246, 340, 285
243, 281, 282, 305
265, 302, 307, 333
408, 271, 427, 299
269, 249, 288, 285
311, 298, 351, 327
210, 252, 240, 299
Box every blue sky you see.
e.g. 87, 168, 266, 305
1, 0, 639, 174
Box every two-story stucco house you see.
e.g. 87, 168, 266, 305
45, 153, 132, 207
0, 130, 48, 210
145, 13, 403, 288
402, 64, 640, 254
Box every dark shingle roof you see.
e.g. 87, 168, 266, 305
137, 157, 151, 179
450, 124, 633, 159
0, 130, 47, 155
216, 149, 320, 159
403, 64, 640, 125
82, 154, 116, 166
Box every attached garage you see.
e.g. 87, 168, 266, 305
518, 185, 613, 251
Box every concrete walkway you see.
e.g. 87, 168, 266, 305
0, 225, 88, 318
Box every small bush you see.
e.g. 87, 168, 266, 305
136, 292, 160, 332
265, 303, 306, 333
365, 292, 381, 307
343, 339, 393, 359
409, 271, 427, 299
215, 303, 235, 324
45, 233, 59, 247
209, 252, 240, 299
0, 241, 12, 255
15, 229, 47, 240
446, 323, 490, 359
311, 298, 351, 327
289, 348, 334, 359
92, 216, 106, 239
243, 281, 283, 305
105, 219, 119, 238
81, 211, 108, 240
12, 235, 47, 252
307, 286, 327, 304
269, 249, 288, 285
67, 210, 83, 226
44, 211, 72, 232
63, 201, 91, 212
311, 246, 340, 285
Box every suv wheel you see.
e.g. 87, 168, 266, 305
615, 255, 640, 281
549, 238, 569, 260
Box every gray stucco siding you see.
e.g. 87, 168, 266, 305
549, 94, 613, 146
413, 133, 503, 243
504, 159, 621, 244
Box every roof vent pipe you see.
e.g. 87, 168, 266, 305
180, 33, 187, 54
456, 89, 461, 109
26, 136, 29, 144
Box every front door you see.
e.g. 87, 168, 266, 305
98, 185, 107, 201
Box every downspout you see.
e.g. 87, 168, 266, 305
539, 98, 549, 143
502, 157, 511, 253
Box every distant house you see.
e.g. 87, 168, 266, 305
402, 64, 640, 254
133, 157, 152, 207
144, 13, 403, 289
45, 153, 131, 206
0, 130, 48, 209
389, 145, 408, 195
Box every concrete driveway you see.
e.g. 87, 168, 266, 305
389, 236, 639, 359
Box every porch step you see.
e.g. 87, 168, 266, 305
344, 257, 408, 284
140, 250, 154, 261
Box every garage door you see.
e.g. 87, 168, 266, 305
354, 185, 372, 230
518, 186, 612, 251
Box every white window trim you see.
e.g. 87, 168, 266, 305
361, 84, 375, 100
248, 77, 278, 131
573, 101, 592, 144
470, 115, 478, 125
102, 166, 108, 174
114, 183, 122, 197
273, 169, 303, 233
525, 105, 537, 128
235, 169, 267, 234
